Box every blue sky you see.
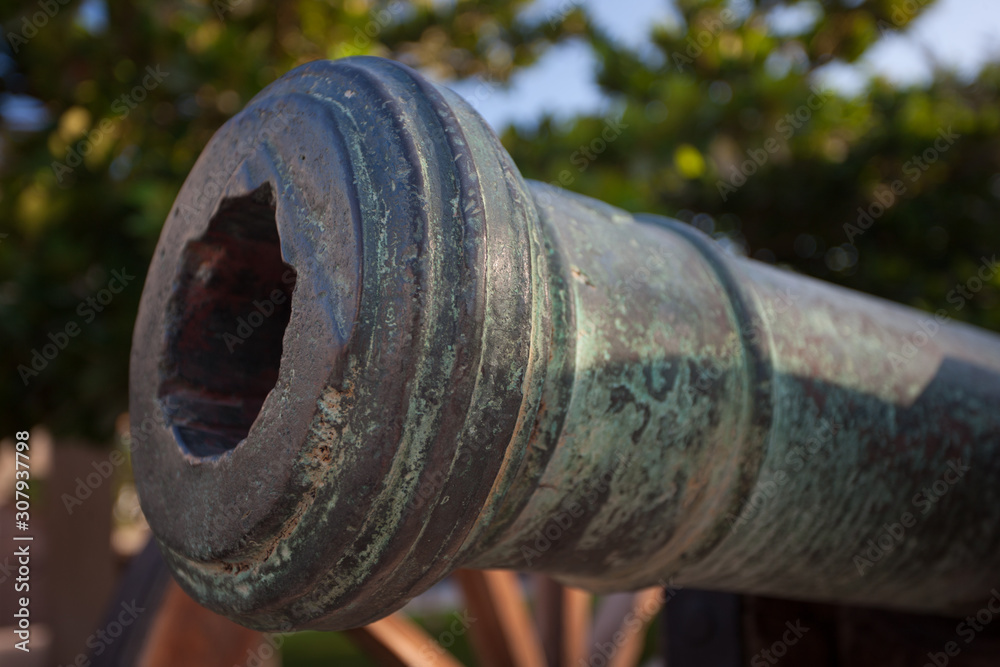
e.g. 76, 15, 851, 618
449, 0, 1000, 131
4, 0, 998, 134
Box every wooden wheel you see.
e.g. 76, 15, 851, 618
347, 570, 665, 667
119, 541, 666, 667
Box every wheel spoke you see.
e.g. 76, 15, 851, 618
138, 580, 271, 667
589, 588, 665, 667
454, 569, 547, 667
346, 613, 466, 667
534, 576, 592, 667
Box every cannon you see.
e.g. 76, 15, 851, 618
130, 56, 1000, 633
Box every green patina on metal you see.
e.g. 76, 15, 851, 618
130, 56, 1000, 632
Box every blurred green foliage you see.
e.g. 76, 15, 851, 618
2, 0, 998, 448
4, 0, 997, 663
0, 0, 575, 438
504, 0, 1000, 340
278, 629, 375, 666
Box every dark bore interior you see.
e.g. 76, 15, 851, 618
159, 184, 296, 457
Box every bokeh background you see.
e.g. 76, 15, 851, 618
2, 0, 1000, 664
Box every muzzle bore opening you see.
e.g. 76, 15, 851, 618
158, 183, 296, 458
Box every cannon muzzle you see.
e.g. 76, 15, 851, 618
130, 56, 1000, 631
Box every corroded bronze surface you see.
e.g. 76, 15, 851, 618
131, 56, 1000, 632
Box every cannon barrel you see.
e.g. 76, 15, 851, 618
130, 56, 1000, 632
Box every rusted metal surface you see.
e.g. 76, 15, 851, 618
130, 56, 1000, 632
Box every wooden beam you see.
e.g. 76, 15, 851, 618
535, 576, 592, 667
345, 613, 466, 667
137, 580, 275, 667
454, 569, 546, 667
590, 587, 665, 667
561, 586, 592, 667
